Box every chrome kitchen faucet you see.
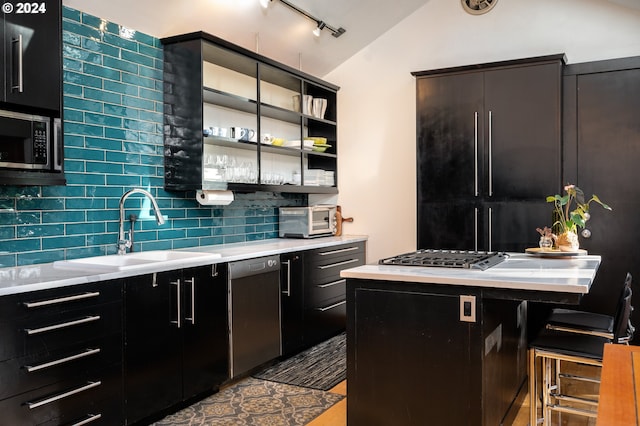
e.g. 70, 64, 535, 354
117, 188, 165, 255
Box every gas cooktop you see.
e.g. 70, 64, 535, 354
378, 249, 509, 271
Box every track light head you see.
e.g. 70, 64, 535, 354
313, 21, 325, 37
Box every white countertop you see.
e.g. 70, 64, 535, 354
0, 235, 367, 296
340, 253, 601, 294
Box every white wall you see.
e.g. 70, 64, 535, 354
326, 0, 640, 263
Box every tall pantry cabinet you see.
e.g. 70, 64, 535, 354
413, 55, 565, 252
561, 57, 640, 337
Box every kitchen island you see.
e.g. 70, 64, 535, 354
341, 253, 600, 426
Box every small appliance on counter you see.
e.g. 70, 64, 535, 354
279, 205, 337, 238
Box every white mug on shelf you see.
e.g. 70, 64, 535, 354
231, 127, 255, 141
302, 95, 313, 115
312, 98, 327, 119
261, 133, 274, 145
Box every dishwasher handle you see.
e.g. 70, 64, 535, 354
228, 255, 280, 279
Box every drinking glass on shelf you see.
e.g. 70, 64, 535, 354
246, 162, 256, 183
222, 155, 236, 181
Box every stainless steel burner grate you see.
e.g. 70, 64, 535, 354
379, 249, 508, 270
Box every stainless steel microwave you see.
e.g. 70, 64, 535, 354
279, 206, 337, 238
0, 109, 62, 171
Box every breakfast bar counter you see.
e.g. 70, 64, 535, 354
341, 252, 601, 426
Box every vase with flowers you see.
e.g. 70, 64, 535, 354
536, 226, 555, 251
546, 184, 612, 251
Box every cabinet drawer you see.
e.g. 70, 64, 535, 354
306, 242, 366, 265
1, 281, 122, 323
306, 244, 365, 283
0, 362, 123, 426
305, 277, 346, 308
0, 333, 122, 401
305, 296, 346, 344
0, 301, 122, 362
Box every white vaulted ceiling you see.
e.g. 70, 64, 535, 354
62, 0, 429, 78
62, 0, 640, 78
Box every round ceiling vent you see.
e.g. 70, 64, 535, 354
461, 0, 498, 15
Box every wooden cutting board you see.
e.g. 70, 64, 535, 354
335, 206, 353, 236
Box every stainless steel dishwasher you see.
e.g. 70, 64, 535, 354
228, 255, 282, 377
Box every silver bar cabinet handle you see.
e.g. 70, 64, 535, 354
318, 246, 359, 256
71, 414, 102, 426
316, 300, 346, 312
27, 381, 101, 409
488, 110, 493, 197
24, 292, 100, 308
171, 279, 181, 328
317, 279, 346, 289
474, 111, 479, 197
282, 260, 291, 296
488, 207, 493, 252
11, 34, 23, 93
185, 277, 195, 324
317, 258, 360, 270
25, 348, 101, 373
25, 316, 100, 335
474, 207, 479, 252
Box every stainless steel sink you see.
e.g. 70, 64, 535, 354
53, 250, 221, 272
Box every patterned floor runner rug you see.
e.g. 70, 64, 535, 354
253, 332, 346, 391
153, 377, 344, 426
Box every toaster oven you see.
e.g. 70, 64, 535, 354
279, 206, 337, 238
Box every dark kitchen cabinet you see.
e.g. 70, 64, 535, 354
124, 264, 228, 424
182, 265, 228, 398
1, 0, 61, 113
413, 55, 564, 251
561, 57, 640, 340
0, 280, 123, 426
279, 242, 367, 357
346, 279, 526, 426
0, 0, 64, 187
304, 242, 365, 345
161, 31, 338, 194
280, 252, 305, 357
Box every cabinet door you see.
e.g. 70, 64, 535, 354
4, 0, 61, 112
573, 68, 640, 326
484, 62, 561, 200
280, 252, 305, 356
182, 265, 228, 399
348, 287, 478, 426
124, 271, 182, 424
486, 201, 552, 252
418, 201, 481, 250
416, 72, 484, 201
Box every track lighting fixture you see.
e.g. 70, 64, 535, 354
260, 0, 346, 38
312, 21, 325, 37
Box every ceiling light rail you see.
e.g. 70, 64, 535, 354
260, 0, 346, 38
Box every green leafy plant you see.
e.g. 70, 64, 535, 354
546, 184, 612, 234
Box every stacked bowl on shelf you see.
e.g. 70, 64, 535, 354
304, 169, 335, 186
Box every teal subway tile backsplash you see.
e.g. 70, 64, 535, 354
0, 6, 305, 268
82, 38, 120, 58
